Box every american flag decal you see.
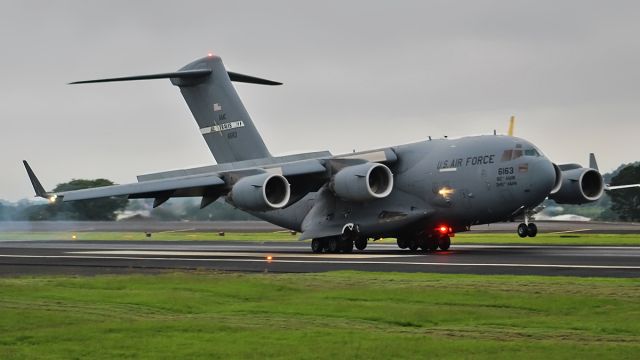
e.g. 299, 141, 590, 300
213, 103, 222, 112
519, 163, 529, 173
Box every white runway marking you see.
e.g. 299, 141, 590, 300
1, 254, 639, 270
67, 250, 410, 259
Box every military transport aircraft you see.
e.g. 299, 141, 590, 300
24, 54, 640, 253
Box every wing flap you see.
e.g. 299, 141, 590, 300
58, 174, 225, 201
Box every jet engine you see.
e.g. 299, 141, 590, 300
229, 173, 291, 211
548, 167, 604, 204
331, 163, 393, 202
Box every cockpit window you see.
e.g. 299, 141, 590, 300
512, 149, 523, 160
501, 148, 541, 162
500, 150, 513, 162
524, 149, 540, 157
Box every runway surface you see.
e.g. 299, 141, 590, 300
1, 239, 640, 278
2, 220, 640, 233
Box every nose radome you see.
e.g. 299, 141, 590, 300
531, 158, 556, 196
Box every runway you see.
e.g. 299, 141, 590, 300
1, 240, 640, 278
2, 220, 640, 233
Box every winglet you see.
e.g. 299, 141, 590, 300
22, 160, 48, 198
589, 153, 599, 171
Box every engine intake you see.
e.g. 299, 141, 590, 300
331, 163, 393, 202
229, 173, 291, 211
550, 163, 563, 194
549, 167, 604, 204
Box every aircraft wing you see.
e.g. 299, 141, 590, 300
24, 160, 227, 207
23, 147, 398, 209
606, 184, 640, 191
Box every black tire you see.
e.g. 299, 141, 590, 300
517, 223, 528, 238
408, 238, 419, 252
311, 238, 323, 253
427, 236, 438, 251
438, 235, 451, 251
340, 240, 354, 253
527, 223, 538, 238
327, 237, 339, 253
396, 237, 408, 249
418, 237, 427, 251
355, 238, 367, 251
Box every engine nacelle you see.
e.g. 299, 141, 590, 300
548, 168, 604, 204
229, 173, 291, 211
331, 163, 393, 202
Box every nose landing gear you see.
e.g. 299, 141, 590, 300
517, 223, 538, 237
517, 209, 538, 238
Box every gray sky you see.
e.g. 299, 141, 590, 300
2, 1, 639, 201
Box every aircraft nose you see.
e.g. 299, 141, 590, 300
530, 158, 557, 197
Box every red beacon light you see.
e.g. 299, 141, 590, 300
207, 52, 214, 57
436, 225, 454, 236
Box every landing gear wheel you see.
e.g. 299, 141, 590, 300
426, 236, 439, 251
438, 235, 451, 251
355, 238, 368, 251
408, 238, 419, 252
419, 236, 437, 251
340, 240, 354, 253
327, 237, 339, 253
527, 223, 538, 238
396, 237, 408, 249
517, 223, 528, 238
311, 238, 323, 253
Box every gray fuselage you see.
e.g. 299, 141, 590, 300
254, 135, 556, 238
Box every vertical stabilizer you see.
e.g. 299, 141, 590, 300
70, 54, 279, 164
172, 55, 273, 163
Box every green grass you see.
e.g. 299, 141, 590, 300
1, 231, 640, 245
1, 271, 639, 359
451, 233, 640, 245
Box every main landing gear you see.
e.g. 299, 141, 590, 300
396, 230, 452, 252
311, 236, 368, 253
311, 223, 369, 254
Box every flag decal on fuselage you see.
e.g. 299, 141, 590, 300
200, 121, 245, 134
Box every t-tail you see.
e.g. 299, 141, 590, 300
70, 54, 281, 163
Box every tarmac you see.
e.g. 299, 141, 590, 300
1, 220, 639, 278
1, 239, 640, 278
2, 220, 639, 233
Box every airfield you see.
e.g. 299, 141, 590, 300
1, 220, 640, 278
2, 221, 640, 358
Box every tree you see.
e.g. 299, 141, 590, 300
47, 179, 128, 220
608, 164, 640, 222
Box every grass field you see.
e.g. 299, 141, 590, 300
1, 271, 639, 359
1, 231, 640, 245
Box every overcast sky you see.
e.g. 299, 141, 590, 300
2, 1, 639, 201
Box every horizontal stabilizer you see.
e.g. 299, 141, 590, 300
227, 71, 282, 85
69, 69, 213, 84
69, 70, 281, 86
